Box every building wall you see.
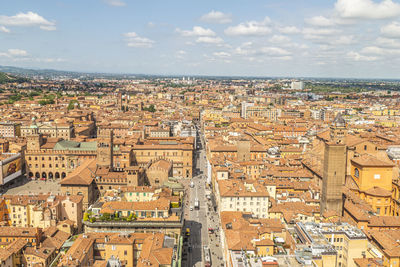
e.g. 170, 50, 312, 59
104, 243, 134, 267
61, 197, 83, 231
321, 143, 346, 214
351, 164, 393, 192
0, 254, 13, 267
61, 184, 93, 210
124, 191, 155, 202
134, 148, 193, 178
220, 196, 269, 218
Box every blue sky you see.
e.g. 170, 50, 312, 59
1, 0, 400, 78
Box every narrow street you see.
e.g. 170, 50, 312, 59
181, 124, 224, 267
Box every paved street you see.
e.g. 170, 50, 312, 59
181, 124, 224, 267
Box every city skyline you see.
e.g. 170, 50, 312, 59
1, 0, 400, 78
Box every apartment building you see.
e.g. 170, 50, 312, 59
21, 121, 74, 140
0, 227, 42, 247
216, 179, 270, 218
58, 232, 174, 267
132, 137, 194, 178
3, 194, 83, 232
0, 122, 21, 138
295, 222, 369, 267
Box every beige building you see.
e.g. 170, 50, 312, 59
146, 159, 173, 185
23, 246, 57, 267
58, 232, 174, 267
3, 194, 83, 232
216, 179, 270, 218
21, 122, 74, 140
0, 122, 21, 138
133, 138, 194, 178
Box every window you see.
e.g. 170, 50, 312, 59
364, 145, 367, 150
376, 208, 381, 214
354, 168, 359, 178
112, 245, 116, 251
374, 174, 381, 179
124, 250, 127, 256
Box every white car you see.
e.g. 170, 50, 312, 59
190, 206, 194, 211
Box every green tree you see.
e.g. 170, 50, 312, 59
68, 100, 79, 110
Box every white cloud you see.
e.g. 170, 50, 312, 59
39, 25, 56, 31
305, 16, 335, 27
259, 47, 291, 56
0, 26, 10, 33
0, 48, 28, 57
381, 22, 400, 38
104, 0, 126, 6
147, 22, 156, 28
361, 46, 386, 54
276, 56, 293, 60
303, 27, 341, 40
196, 36, 224, 44
234, 43, 291, 58
213, 51, 231, 58
335, 0, 400, 19
332, 35, 356, 45
269, 35, 290, 44
224, 17, 271, 36
278, 26, 301, 34
361, 45, 400, 55
200, 10, 232, 24
175, 50, 186, 59
347, 51, 378, 61
35, 57, 66, 63
376, 37, 400, 48
123, 32, 155, 48
8, 49, 28, 56
0, 11, 56, 30
176, 26, 216, 37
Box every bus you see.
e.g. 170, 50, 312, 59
203, 246, 211, 267
194, 198, 200, 210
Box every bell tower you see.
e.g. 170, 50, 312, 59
96, 129, 113, 169
330, 113, 347, 144
321, 113, 347, 215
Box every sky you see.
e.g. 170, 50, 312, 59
1, 0, 400, 78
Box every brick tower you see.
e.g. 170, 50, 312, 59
321, 113, 347, 215
96, 129, 113, 169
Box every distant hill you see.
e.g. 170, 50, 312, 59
0, 71, 29, 84
0, 65, 138, 80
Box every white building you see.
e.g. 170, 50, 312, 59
216, 179, 270, 218
291, 81, 304, 90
